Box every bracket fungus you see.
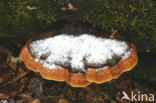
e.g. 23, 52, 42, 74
20, 34, 138, 87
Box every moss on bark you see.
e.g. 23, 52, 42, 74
0, 0, 155, 52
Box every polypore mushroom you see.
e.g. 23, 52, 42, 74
20, 34, 138, 87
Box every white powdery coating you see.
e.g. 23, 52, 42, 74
29, 34, 131, 71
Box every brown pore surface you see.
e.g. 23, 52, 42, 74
20, 38, 138, 87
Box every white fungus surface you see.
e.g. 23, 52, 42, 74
29, 34, 131, 71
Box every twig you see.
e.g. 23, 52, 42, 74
0, 70, 30, 88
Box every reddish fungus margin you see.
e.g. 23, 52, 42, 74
20, 38, 138, 87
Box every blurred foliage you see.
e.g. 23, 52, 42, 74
0, 0, 156, 52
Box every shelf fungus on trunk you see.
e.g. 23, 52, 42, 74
20, 34, 138, 87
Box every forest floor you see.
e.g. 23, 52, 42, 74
0, 42, 156, 103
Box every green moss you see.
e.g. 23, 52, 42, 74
0, 0, 155, 52
0, 0, 62, 40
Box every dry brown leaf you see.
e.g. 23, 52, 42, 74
57, 98, 70, 103
8, 62, 17, 71
68, 3, 74, 9
61, 3, 78, 11
31, 99, 40, 103
18, 93, 33, 103
0, 70, 14, 84
26, 5, 37, 10
61, 7, 68, 11
0, 91, 9, 100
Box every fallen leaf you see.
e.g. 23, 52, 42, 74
32, 98, 40, 103
57, 98, 70, 103
8, 62, 17, 71
61, 7, 68, 11
0, 70, 14, 84
0, 91, 9, 100
26, 5, 37, 10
